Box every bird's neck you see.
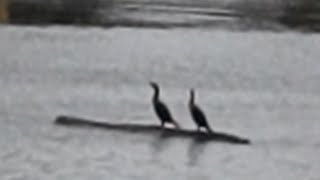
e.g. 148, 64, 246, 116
152, 88, 159, 101
189, 93, 194, 105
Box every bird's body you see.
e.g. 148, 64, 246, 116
150, 82, 180, 128
189, 89, 213, 133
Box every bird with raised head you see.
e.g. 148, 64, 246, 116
188, 89, 213, 133
150, 82, 180, 129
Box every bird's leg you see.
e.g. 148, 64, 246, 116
197, 126, 200, 132
207, 127, 213, 134
161, 121, 165, 129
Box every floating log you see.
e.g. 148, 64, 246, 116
55, 115, 251, 145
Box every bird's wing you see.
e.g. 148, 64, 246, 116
156, 101, 174, 122
192, 105, 208, 126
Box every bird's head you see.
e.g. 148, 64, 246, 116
189, 88, 195, 103
190, 88, 195, 96
149, 81, 159, 90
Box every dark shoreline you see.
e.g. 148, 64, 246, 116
3, 0, 320, 32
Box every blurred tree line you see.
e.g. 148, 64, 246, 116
280, 0, 320, 30
4, 0, 320, 31
9, 0, 100, 24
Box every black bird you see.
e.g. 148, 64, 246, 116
188, 89, 213, 133
150, 82, 180, 129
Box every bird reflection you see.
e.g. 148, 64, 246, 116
187, 137, 210, 166
151, 131, 172, 155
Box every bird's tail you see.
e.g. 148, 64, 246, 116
207, 125, 214, 134
172, 120, 181, 129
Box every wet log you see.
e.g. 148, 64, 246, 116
55, 115, 251, 145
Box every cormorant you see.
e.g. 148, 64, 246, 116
150, 82, 180, 129
188, 89, 213, 133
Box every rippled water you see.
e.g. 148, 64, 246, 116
1, 25, 320, 179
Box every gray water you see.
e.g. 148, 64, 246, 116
1, 25, 320, 179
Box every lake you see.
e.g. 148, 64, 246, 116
1, 0, 320, 179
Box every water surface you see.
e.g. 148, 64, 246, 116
1, 25, 320, 179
